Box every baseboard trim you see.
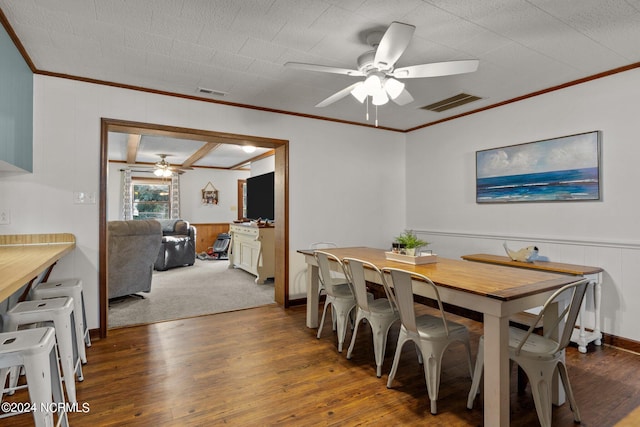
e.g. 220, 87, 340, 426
602, 333, 640, 354
288, 297, 307, 307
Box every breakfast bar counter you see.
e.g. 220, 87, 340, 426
0, 233, 76, 302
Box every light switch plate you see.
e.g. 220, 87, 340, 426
73, 191, 96, 204
0, 209, 10, 225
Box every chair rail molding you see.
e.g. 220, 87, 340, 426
414, 229, 640, 251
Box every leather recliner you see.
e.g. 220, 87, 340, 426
154, 219, 197, 271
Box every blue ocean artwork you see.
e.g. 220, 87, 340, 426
476, 131, 600, 203
476, 167, 599, 202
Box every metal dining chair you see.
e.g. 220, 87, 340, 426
309, 242, 338, 297
343, 257, 399, 377
314, 250, 357, 352
383, 267, 473, 415
467, 278, 590, 427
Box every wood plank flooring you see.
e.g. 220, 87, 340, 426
3, 304, 640, 426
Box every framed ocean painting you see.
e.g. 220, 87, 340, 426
476, 131, 601, 203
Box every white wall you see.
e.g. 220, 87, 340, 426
250, 156, 275, 177
405, 68, 640, 343
171, 167, 250, 223
0, 75, 406, 329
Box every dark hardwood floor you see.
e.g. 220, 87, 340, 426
3, 303, 640, 426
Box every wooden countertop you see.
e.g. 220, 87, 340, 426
0, 233, 76, 302
461, 253, 603, 276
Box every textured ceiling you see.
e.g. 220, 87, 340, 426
2, 0, 640, 149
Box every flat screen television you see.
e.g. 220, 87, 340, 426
246, 172, 275, 221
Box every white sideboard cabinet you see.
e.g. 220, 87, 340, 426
229, 223, 275, 284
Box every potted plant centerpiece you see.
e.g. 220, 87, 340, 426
394, 230, 428, 256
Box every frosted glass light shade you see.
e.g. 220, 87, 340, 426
364, 74, 382, 92
372, 89, 389, 106
384, 78, 405, 99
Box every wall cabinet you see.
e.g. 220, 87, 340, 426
0, 23, 33, 174
229, 223, 274, 284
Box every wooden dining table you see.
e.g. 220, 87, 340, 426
299, 247, 583, 427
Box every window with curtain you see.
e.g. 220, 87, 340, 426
132, 178, 172, 220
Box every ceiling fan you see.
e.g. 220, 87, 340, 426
152, 154, 177, 177
285, 21, 479, 110
126, 154, 192, 176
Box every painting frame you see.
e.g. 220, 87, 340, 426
476, 131, 601, 203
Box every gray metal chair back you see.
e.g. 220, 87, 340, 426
383, 267, 450, 337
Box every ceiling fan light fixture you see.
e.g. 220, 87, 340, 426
154, 168, 165, 177
384, 78, 405, 99
372, 89, 389, 106
351, 83, 368, 103
242, 145, 256, 153
364, 73, 382, 93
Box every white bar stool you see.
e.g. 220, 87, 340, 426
3, 297, 83, 404
31, 279, 91, 363
0, 327, 69, 427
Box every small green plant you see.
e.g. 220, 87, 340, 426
394, 230, 428, 249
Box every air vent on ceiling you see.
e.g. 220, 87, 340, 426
197, 87, 227, 97
420, 93, 482, 112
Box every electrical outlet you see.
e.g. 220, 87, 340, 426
0, 209, 10, 225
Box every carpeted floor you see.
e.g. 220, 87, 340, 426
108, 259, 275, 328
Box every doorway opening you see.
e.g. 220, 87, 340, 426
98, 118, 289, 338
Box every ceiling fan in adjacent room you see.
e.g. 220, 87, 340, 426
125, 154, 191, 176
151, 154, 193, 176
285, 21, 479, 124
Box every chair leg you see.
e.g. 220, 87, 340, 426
467, 336, 484, 409
415, 342, 423, 365
335, 306, 352, 353
518, 361, 557, 427
317, 300, 330, 339
420, 341, 447, 415
346, 310, 364, 360
373, 316, 396, 378
81, 292, 91, 348
23, 352, 55, 427
49, 344, 69, 427
387, 333, 408, 388
557, 362, 581, 423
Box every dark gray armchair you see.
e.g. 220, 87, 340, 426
154, 219, 197, 271
108, 220, 162, 299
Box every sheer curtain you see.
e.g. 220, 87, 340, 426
170, 173, 180, 219
120, 170, 180, 220
122, 169, 133, 220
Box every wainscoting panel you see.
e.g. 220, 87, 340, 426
191, 223, 231, 254
414, 229, 640, 346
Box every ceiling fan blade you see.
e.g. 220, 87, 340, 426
315, 82, 363, 107
374, 22, 415, 69
392, 59, 479, 79
391, 88, 414, 106
285, 62, 364, 76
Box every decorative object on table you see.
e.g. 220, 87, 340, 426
503, 242, 538, 263
476, 130, 601, 203
385, 250, 438, 265
393, 230, 428, 256
201, 181, 219, 205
